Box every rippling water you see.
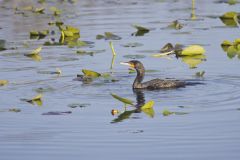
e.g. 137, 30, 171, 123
1, 0, 240, 159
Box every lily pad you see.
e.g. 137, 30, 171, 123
121, 42, 143, 48
9, 108, 21, 112
181, 55, 206, 69
167, 20, 183, 30
195, 71, 205, 77
141, 100, 154, 109
82, 69, 101, 78
49, 6, 61, 16
96, 32, 121, 40
24, 46, 42, 57
67, 40, 88, 48
162, 109, 174, 116
42, 111, 72, 115
68, 103, 90, 108
0, 80, 8, 86
111, 93, 134, 106
21, 94, 43, 106
132, 24, 150, 36
178, 45, 205, 56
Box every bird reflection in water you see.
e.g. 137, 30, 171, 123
111, 89, 154, 123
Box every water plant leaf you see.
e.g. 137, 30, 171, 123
162, 109, 174, 116
34, 7, 45, 13
22, 94, 43, 106
167, 20, 183, 30
220, 11, 238, 19
0, 80, 8, 86
42, 111, 72, 115
121, 42, 143, 48
141, 100, 155, 109
29, 46, 42, 55
111, 110, 135, 123
104, 32, 121, 40
195, 71, 205, 77
142, 107, 155, 118
9, 108, 21, 112
111, 93, 134, 106
68, 103, 90, 108
226, 46, 238, 58
82, 69, 101, 78
181, 55, 206, 69
67, 40, 87, 48
179, 45, 205, 56
132, 24, 150, 36
49, 6, 61, 16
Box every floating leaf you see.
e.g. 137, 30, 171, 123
226, 45, 238, 58
34, 7, 45, 13
220, 11, 238, 19
111, 110, 135, 123
121, 42, 143, 48
181, 55, 206, 69
132, 24, 150, 36
179, 45, 205, 56
76, 49, 105, 56
82, 69, 101, 78
9, 108, 21, 112
111, 93, 134, 106
42, 111, 72, 115
22, 94, 43, 106
167, 20, 183, 30
67, 40, 87, 48
142, 107, 155, 118
141, 100, 155, 110
0, 80, 8, 86
68, 103, 90, 108
27, 46, 42, 56
49, 6, 61, 16
105, 32, 121, 40
195, 71, 205, 77
162, 109, 174, 116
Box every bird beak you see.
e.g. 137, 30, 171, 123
120, 62, 134, 68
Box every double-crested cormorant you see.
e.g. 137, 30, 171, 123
120, 60, 186, 90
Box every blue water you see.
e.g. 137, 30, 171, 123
0, 0, 240, 159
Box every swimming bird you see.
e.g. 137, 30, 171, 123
120, 60, 186, 90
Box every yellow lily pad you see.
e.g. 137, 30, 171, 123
181, 55, 206, 69
180, 45, 205, 56
82, 69, 101, 78
220, 11, 238, 19
0, 80, 8, 86
30, 46, 42, 55
111, 93, 134, 106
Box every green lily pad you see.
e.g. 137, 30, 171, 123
195, 71, 205, 77
67, 40, 88, 48
132, 24, 150, 36
178, 45, 205, 56
49, 6, 61, 16
111, 93, 134, 106
121, 42, 143, 48
167, 20, 183, 30
96, 32, 121, 40
162, 109, 174, 116
68, 103, 90, 108
82, 69, 101, 78
227, 45, 238, 58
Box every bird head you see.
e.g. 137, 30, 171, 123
120, 60, 144, 71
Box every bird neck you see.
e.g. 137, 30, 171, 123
133, 68, 145, 88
